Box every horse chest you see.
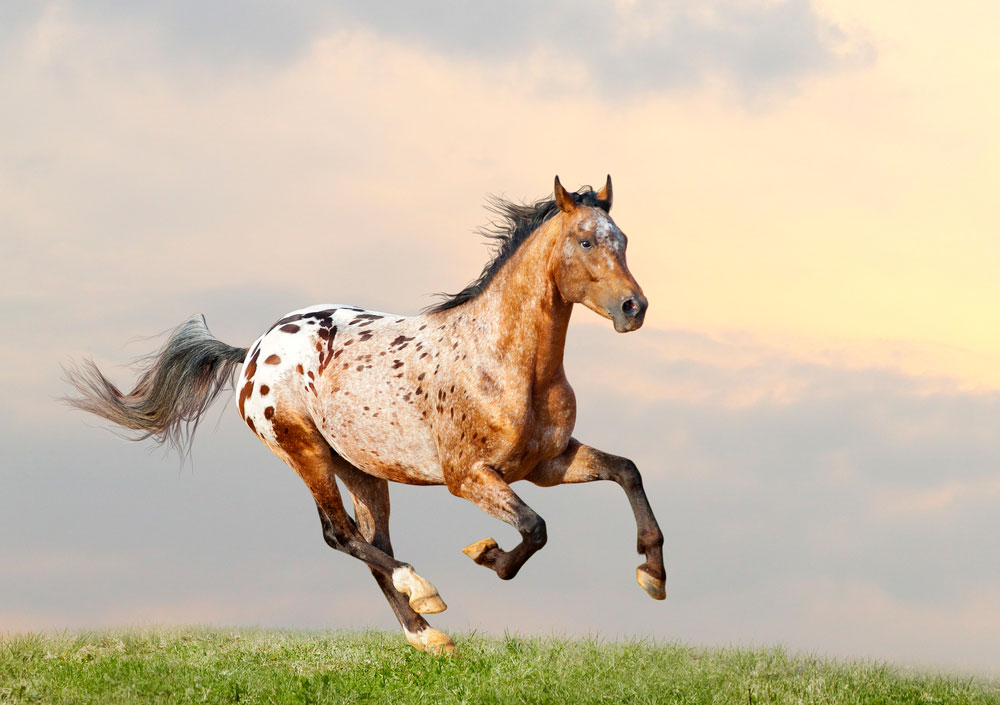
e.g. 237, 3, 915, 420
472, 374, 577, 481
525, 376, 577, 464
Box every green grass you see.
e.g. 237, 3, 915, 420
0, 628, 996, 704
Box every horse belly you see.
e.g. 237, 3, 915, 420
307, 327, 445, 485
313, 398, 443, 485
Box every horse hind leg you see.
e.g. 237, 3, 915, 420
333, 465, 456, 655
267, 411, 446, 618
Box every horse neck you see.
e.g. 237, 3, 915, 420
461, 219, 572, 384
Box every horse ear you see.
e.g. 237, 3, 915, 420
596, 174, 613, 211
554, 175, 577, 213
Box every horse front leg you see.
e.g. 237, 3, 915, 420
449, 464, 547, 581
527, 438, 666, 600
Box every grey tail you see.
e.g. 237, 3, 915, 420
63, 314, 249, 455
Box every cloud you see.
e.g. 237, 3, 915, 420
1, 0, 996, 673
5, 323, 1000, 670
1, 1, 873, 100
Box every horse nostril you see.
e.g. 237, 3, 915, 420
622, 298, 640, 318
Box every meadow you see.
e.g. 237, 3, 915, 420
1, 628, 996, 704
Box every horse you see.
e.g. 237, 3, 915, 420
65, 175, 666, 654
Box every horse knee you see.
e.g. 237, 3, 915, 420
524, 515, 547, 550
616, 458, 643, 491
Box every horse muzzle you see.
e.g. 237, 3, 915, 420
612, 294, 648, 333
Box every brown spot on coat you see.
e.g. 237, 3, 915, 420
316, 325, 339, 376
267, 313, 304, 332
260, 385, 270, 396
264, 406, 275, 419
265, 354, 281, 365
280, 324, 301, 334
238, 380, 254, 417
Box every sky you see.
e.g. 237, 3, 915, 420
2, 0, 999, 674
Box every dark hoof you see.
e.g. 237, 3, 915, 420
637, 565, 666, 600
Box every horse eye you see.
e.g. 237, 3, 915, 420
580, 239, 593, 249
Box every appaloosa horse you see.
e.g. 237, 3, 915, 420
66, 176, 666, 654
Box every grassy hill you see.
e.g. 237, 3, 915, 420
1, 628, 996, 704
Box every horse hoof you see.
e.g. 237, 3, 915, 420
410, 594, 448, 614
392, 566, 446, 613
637, 566, 666, 600
462, 537, 498, 564
406, 627, 457, 656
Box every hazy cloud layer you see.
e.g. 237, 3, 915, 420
3, 325, 999, 671
2, 0, 997, 676
1, 1, 872, 99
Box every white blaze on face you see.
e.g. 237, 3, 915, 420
592, 213, 626, 253
576, 213, 627, 279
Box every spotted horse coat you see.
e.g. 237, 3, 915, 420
66, 176, 666, 655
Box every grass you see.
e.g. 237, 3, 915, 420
0, 628, 997, 704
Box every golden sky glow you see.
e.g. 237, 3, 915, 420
3, 2, 1000, 670
10, 1, 996, 385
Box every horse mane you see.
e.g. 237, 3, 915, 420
426, 186, 608, 313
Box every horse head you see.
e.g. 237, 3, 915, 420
550, 175, 648, 333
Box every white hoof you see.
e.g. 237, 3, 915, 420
462, 537, 498, 564
405, 627, 457, 655
392, 566, 447, 614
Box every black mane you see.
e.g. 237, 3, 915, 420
426, 187, 608, 313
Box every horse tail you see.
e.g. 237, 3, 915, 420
64, 314, 248, 454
